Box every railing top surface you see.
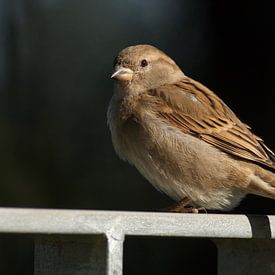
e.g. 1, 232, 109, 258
0, 207, 274, 239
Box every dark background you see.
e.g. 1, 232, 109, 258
0, 1, 274, 274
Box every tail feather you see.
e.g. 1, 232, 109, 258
247, 167, 275, 199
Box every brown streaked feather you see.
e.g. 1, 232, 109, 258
148, 76, 275, 169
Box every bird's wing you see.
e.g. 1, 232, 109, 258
148, 76, 275, 169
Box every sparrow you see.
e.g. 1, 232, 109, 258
107, 44, 275, 212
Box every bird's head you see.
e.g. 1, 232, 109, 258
111, 44, 184, 90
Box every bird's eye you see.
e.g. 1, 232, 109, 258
140, 59, 148, 67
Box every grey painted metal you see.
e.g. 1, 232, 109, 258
1, 208, 275, 274
106, 231, 124, 275
0, 208, 274, 238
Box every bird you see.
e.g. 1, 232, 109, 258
107, 44, 275, 213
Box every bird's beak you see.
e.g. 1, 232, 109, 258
111, 67, 134, 81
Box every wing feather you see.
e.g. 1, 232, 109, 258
148, 77, 275, 169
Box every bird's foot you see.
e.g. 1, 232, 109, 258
193, 207, 207, 214
158, 197, 207, 213
158, 197, 191, 212
160, 206, 207, 214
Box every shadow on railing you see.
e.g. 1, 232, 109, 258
247, 215, 272, 238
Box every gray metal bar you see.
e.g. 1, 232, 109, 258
1, 208, 275, 239
1, 208, 275, 274
106, 233, 124, 275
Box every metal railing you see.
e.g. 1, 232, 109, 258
0, 208, 275, 275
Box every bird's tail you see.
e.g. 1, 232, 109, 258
247, 166, 275, 199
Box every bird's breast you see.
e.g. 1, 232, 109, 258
108, 100, 246, 209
